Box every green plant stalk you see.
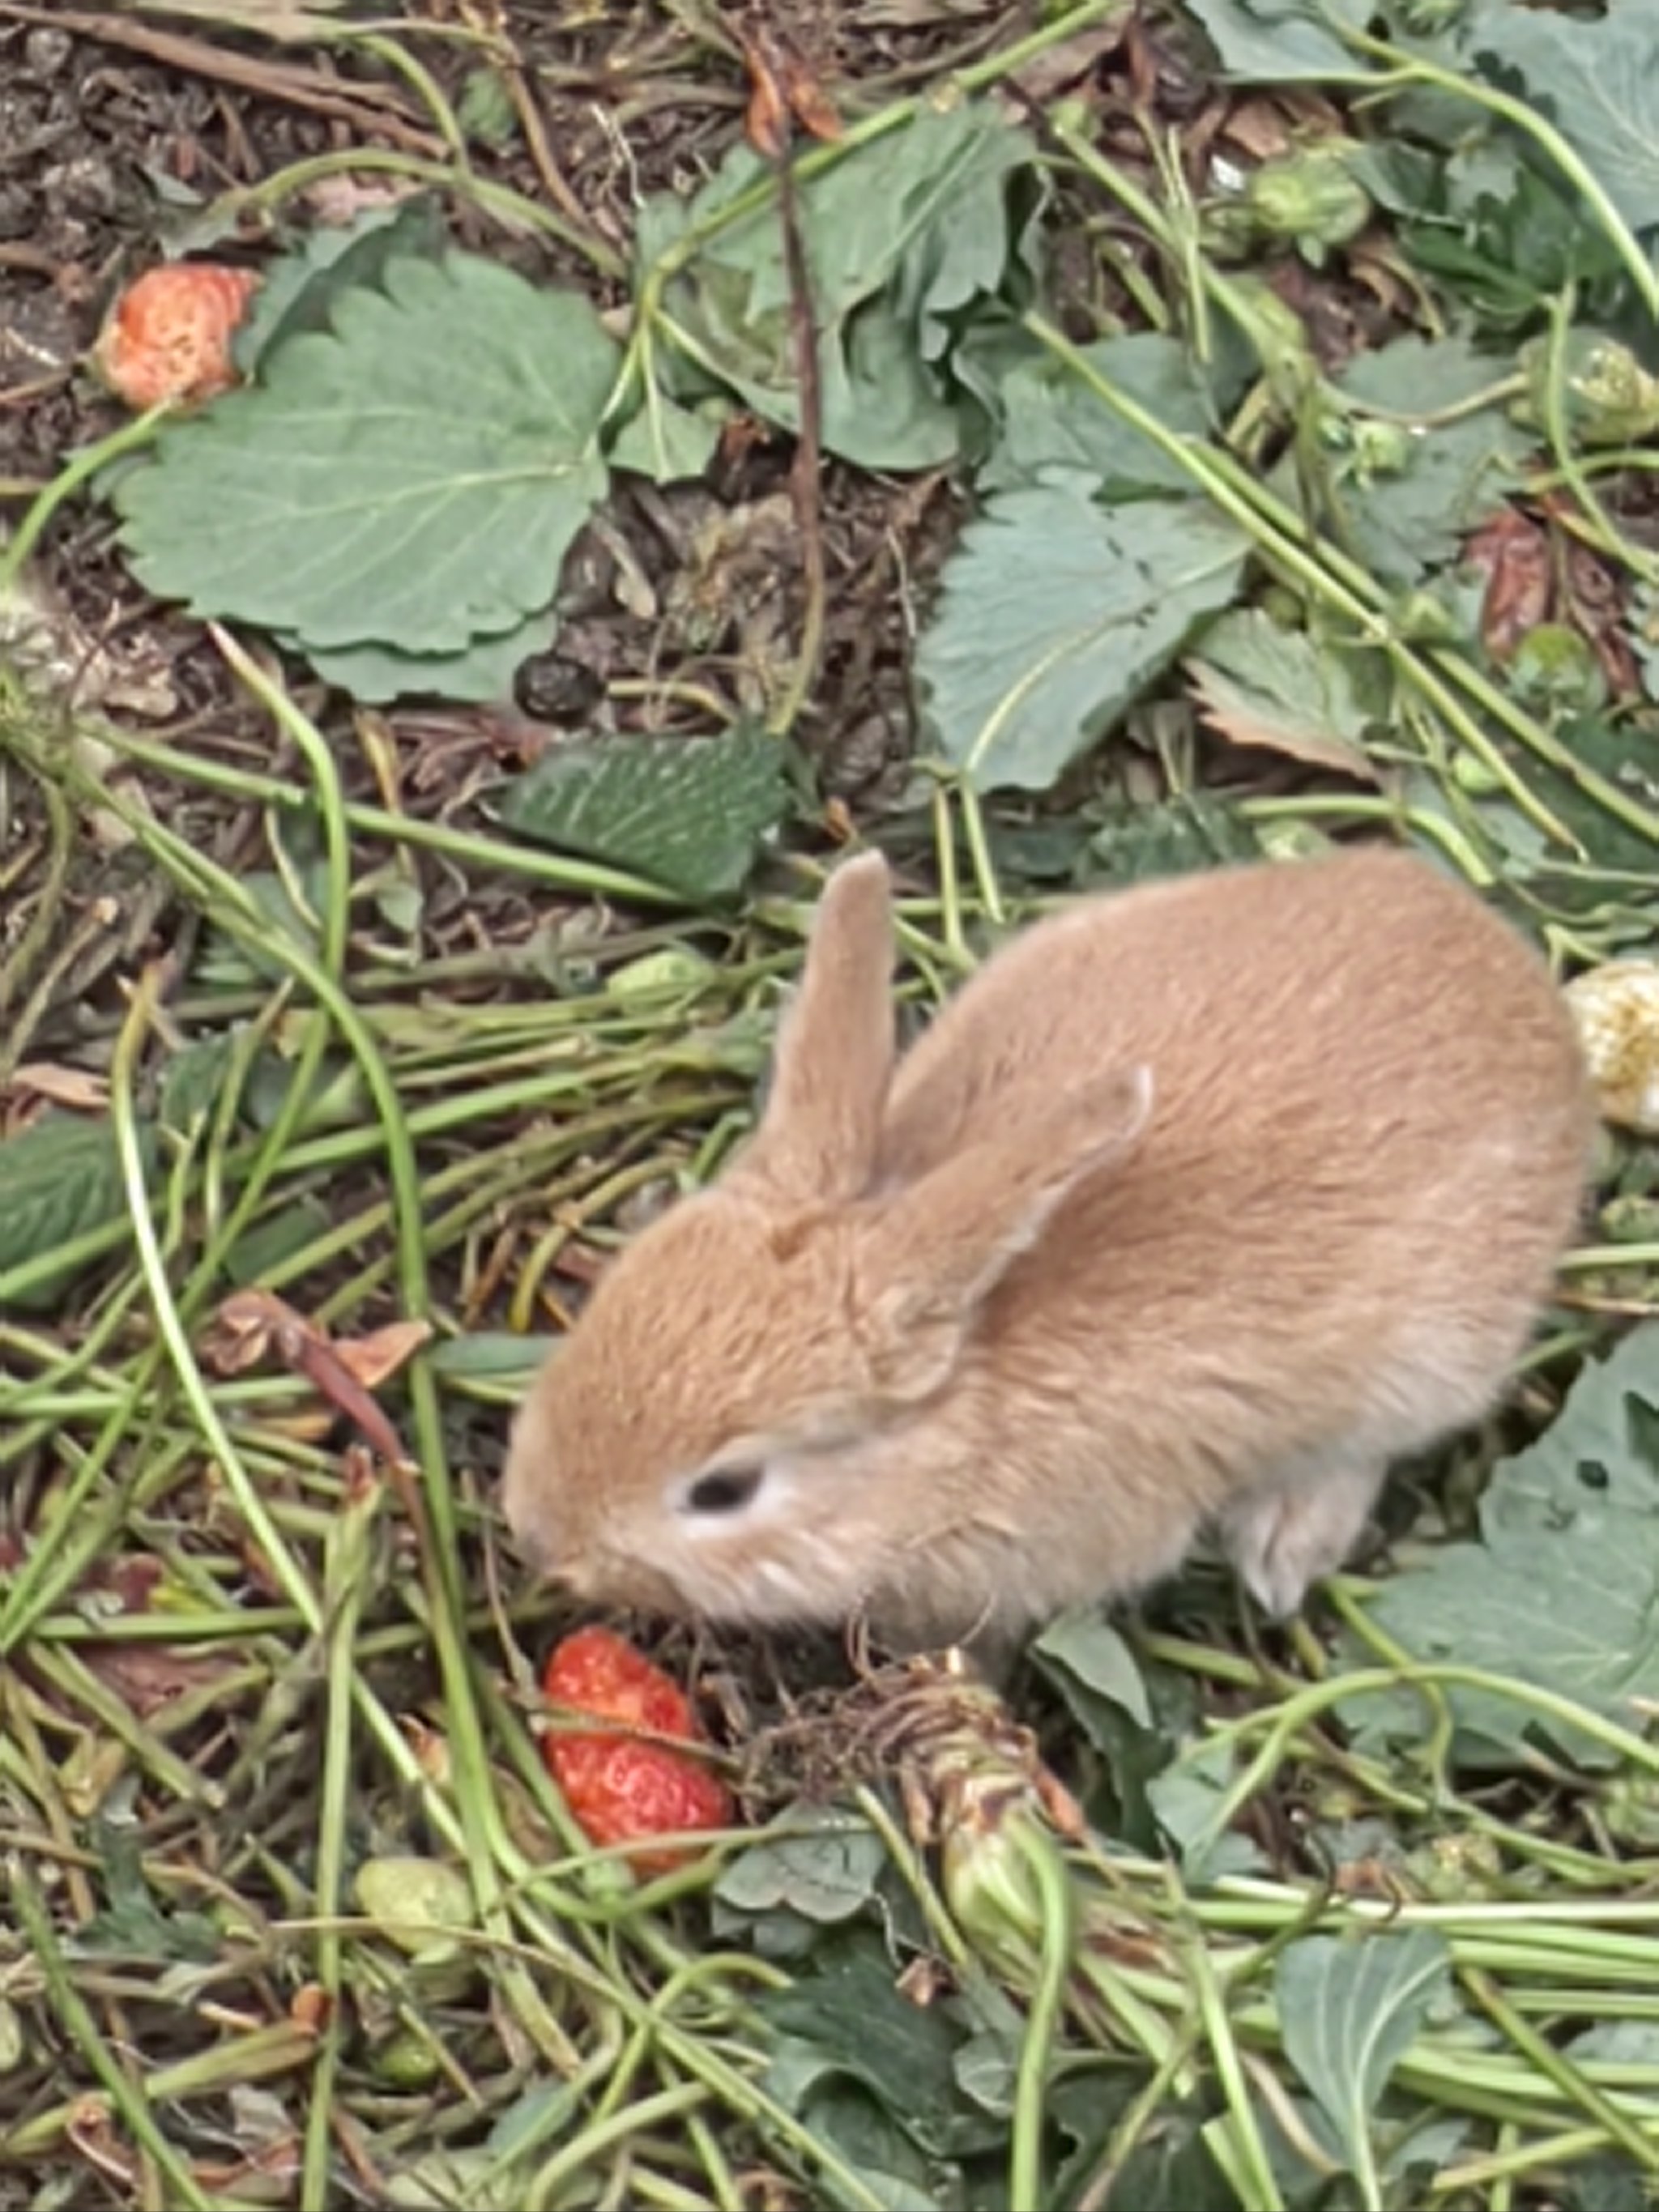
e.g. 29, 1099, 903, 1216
1018, 321, 1578, 846
928, 781, 970, 962
1240, 787, 1503, 885
88, 913, 514, 1880
447, 1708, 891, 2210
1185, 1657, 1659, 1875
0, 408, 168, 598
631, 0, 1128, 303
851, 1784, 977, 1977
1326, 1580, 1457, 1790
5, 1860, 214, 2208
1536, 286, 1659, 590
0, 2018, 321, 2159
109, 965, 326, 1638
1009, 1822, 1077, 2211
1023, 309, 1659, 856
1341, 20, 1659, 326
368, 991, 585, 2088
1072, 2026, 1207, 2212
188, 992, 286, 1271
520, 2085, 710, 2211
0, 1189, 203, 1654
1205, 435, 1659, 855
355, 28, 474, 169
1059, 1940, 1659, 2134
1183, 1928, 1286, 2212
955, 778, 1007, 927
1047, 109, 1320, 394
622, 0, 1133, 518
0, 769, 73, 1057
45, 716, 681, 905
45, 1635, 270, 1755
207, 143, 625, 278
29, 1603, 305, 1645
177, 635, 351, 1335
288, 1106, 720, 1320
1434, 2115, 1659, 2197
1461, 1963, 1659, 2172
301, 1465, 383, 2209
684, 2110, 744, 2212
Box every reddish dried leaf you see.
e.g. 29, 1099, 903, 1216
1560, 535, 1641, 696
92, 1554, 166, 1612
739, 23, 842, 155
287, 1334, 407, 1462
1346, 247, 1414, 318
740, 30, 792, 158
301, 175, 418, 225
402, 1715, 454, 1787
66, 2104, 132, 2189
81, 1642, 237, 1720
778, 49, 844, 143
193, 2137, 303, 2193
1465, 507, 1552, 660
200, 1286, 293, 1374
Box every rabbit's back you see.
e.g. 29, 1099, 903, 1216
873, 849, 1592, 1578
881, 850, 1584, 1184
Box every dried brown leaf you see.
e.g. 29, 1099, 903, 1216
1188, 663, 1378, 781
331, 1319, 433, 1392
1219, 97, 1297, 160
3, 1063, 109, 1112
201, 1289, 416, 1460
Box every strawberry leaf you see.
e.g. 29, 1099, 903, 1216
0, 1114, 153, 1312
497, 725, 795, 905
1181, 0, 1376, 82
1355, 1322, 1659, 1770
1467, 0, 1659, 236
914, 480, 1249, 792
1276, 1929, 1454, 2187
113, 250, 617, 656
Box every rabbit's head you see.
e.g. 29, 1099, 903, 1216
499, 853, 1151, 1628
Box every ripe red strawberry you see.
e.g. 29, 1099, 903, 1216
540, 1627, 733, 1875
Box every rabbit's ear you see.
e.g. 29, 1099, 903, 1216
859, 1065, 1154, 1398
738, 852, 897, 1202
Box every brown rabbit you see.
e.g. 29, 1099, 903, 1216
500, 846, 1594, 1651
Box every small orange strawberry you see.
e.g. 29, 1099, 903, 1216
94, 261, 262, 411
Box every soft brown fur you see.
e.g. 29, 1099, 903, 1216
500, 846, 1595, 1649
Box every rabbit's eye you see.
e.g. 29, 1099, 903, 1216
684, 1464, 765, 1515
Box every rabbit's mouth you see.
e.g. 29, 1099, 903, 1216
563, 1543, 711, 1623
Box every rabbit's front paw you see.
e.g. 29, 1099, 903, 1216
1220, 1460, 1384, 1618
